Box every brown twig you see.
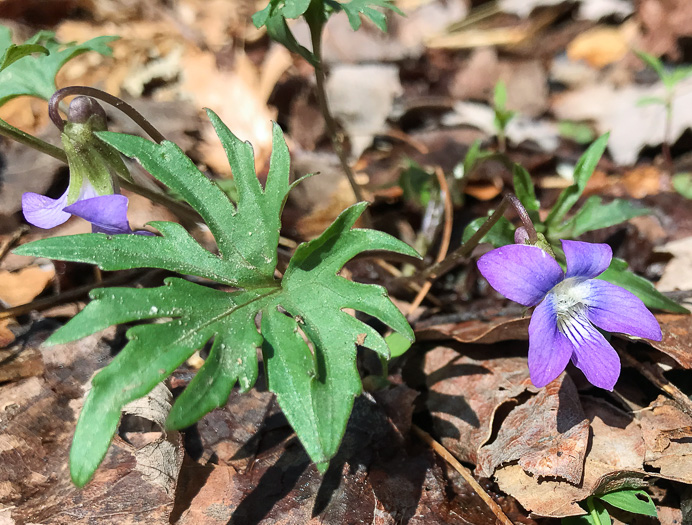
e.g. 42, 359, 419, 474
406, 166, 453, 316
0, 270, 140, 321
413, 195, 511, 284
412, 424, 514, 525
0, 225, 29, 263
615, 341, 692, 417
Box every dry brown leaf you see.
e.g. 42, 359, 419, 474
0, 347, 44, 383
477, 374, 589, 483
181, 49, 278, 174
417, 316, 529, 344
638, 0, 692, 59
0, 266, 54, 307
647, 314, 692, 369
423, 344, 535, 464
494, 397, 648, 518
656, 237, 692, 298
640, 396, 692, 482
566, 23, 636, 69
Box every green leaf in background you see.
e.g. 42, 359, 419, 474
513, 164, 539, 211
598, 489, 657, 517
597, 258, 689, 314
263, 9, 317, 65
399, 160, 433, 207
338, 0, 403, 31
0, 27, 116, 105
558, 121, 596, 144
15, 111, 419, 484
545, 133, 609, 228
0, 27, 48, 72
462, 215, 515, 248
635, 50, 666, 80
554, 196, 650, 239
385, 331, 412, 358
673, 172, 692, 199
666, 65, 692, 89
636, 95, 666, 108
494, 80, 508, 109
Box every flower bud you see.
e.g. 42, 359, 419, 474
67, 96, 107, 130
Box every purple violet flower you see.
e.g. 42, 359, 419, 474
22, 180, 143, 235
477, 240, 662, 390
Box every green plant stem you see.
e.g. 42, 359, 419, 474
0, 118, 67, 162
414, 194, 511, 283
307, 12, 369, 218
663, 98, 674, 173
497, 129, 507, 154
587, 497, 604, 525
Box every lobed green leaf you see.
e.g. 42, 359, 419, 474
0, 27, 116, 105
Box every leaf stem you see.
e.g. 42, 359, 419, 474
307, 12, 370, 222
0, 118, 67, 162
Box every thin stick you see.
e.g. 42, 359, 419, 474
615, 342, 692, 417
0, 270, 139, 321
412, 424, 514, 525
415, 195, 511, 283
406, 166, 453, 316
0, 225, 29, 263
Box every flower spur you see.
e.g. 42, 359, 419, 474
477, 239, 661, 390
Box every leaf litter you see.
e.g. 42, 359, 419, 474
1, 0, 692, 523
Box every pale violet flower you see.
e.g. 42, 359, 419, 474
22, 179, 142, 235
477, 240, 661, 390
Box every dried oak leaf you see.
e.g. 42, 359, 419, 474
493, 396, 648, 518
423, 344, 536, 464
476, 373, 589, 484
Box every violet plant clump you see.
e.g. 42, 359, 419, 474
477, 239, 661, 390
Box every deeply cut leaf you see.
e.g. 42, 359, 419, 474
338, 0, 403, 31
0, 28, 116, 105
16, 111, 419, 485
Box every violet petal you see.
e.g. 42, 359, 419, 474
585, 279, 662, 341
65, 194, 133, 235
565, 314, 621, 391
563, 240, 612, 279
477, 244, 564, 306
22, 189, 71, 229
528, 296, 573, 388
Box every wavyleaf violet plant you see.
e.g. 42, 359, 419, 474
477, 240, 662, 390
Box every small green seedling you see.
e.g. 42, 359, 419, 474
635, 50, 692, 171
492, 80, 515, 153
561, 488, 657, 525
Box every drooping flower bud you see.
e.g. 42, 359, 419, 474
61, 96, 132, 205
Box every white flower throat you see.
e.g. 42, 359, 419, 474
550, 277, 591, 336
